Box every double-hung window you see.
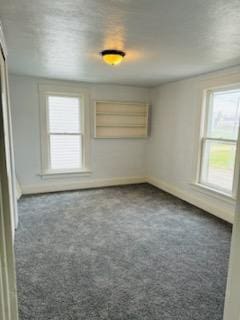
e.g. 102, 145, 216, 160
198, 86, 240, 196
39, 85, 90, 176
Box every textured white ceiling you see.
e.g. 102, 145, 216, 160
1, 0, 240, 87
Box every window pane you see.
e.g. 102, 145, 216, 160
208, 90, 240, 139
200, 140, 236, 192
48, 96, 80, 133
50, 135, 82, 170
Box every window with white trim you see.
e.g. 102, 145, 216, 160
39, 85, 90, 176
198, 87, 240, 195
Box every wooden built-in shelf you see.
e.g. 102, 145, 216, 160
94, 101, 149, 139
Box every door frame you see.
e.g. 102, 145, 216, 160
0, 22, 18, 320
223, 176, 240, 320
0, 23, 18, 230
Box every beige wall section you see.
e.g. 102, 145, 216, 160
9, 75, 150, 194
10, 67, 240, 223
146, 66, 240, 223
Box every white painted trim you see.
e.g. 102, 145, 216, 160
0, 22, 18, 320
193, 77, 240, 199
21, 176, 146, 195
191, 182, 235, 202
38, 83, 91, 176
21, 174, 234, 223
223, 179, 240, 320
146, 176, 234, 224
15, 180, 22, 200
0, 22, 7, 58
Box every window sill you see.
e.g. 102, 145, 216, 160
39, 169, 92, 179
191, 182, 236, 203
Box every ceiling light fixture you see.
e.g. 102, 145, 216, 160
101, 49, 126, 66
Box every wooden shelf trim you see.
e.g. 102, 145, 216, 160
94, 100, 149, 139
96, 111, 147, 116
96, 124, 145, 128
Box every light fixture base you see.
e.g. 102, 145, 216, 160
101, 49, 126, 66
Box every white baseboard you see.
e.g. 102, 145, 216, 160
21, 176, 146, 195
21, 175, 234, 223
16, 178, 22, 200
146, 176, 234, 224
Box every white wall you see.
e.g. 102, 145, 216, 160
9, 74, 150, 194
10, 67, 240, 223
146, 66, 240, 223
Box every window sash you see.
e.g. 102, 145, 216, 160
199, 137, 237, 195
204, 90, 240, 140
47, 132, 82, 136
46, 95, 83, 135
46, 95, 84, 172
198, 88, 240, 196
201, 137, 237, 144
48, 133, 83, 171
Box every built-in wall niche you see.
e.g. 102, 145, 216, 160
94, 101, 149, 138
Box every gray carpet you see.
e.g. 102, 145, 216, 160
15, 183, 232, 320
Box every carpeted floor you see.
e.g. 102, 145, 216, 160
15, 183, 232, 320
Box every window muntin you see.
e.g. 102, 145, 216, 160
199, 88, 240, 195
46, 94, 84, 172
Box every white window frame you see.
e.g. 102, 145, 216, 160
196, 84, 240, 198
39, 83, 91, 177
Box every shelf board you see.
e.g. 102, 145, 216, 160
96, 124, 145, 128
94, 136, 147, 139
96, 112, 147, 116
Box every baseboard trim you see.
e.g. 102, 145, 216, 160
21, 176, 146, 195
16, 178, 22, 200
21, 175, 234, 223
146, 176, 234, 224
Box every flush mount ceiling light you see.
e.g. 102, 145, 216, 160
101, 49, 126, 66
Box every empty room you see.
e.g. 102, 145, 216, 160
1, 1, 240, 320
